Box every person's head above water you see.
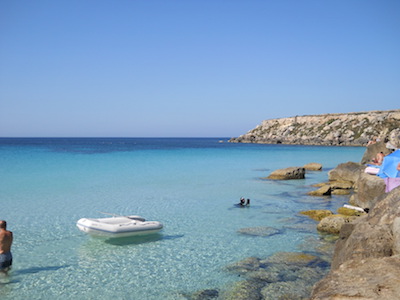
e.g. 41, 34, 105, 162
0, 220, 6, 229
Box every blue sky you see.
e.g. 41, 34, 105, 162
1, 0, 399, 137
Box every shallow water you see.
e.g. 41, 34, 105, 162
0, 138, 364, 299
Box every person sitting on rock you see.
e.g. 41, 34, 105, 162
371, 152, 385, 165
367, 137, 377, 146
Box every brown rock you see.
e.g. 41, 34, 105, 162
328, 161, 364, 183
311, 256, 400, 300
337, 207, 365, 216
266, 167, 305, 180
329, 180, 353, 189
331, 189, 351, 195
308, 185, 331, 196
316, 215, 356, 234
303, 162, 322, 171
300, 210, 333, 221
351, 172, 385, 209
312, 182, 329, 187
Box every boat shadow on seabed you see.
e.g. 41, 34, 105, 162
86, 233, 184, 246
105, 233, 185, 246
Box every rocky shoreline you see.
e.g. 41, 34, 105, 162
186, 134, 400, 299
229, 110, 400, 147
261, 138, 400, 299
309, 150, 400, 299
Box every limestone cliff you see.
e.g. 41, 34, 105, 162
229, 110, 400, 146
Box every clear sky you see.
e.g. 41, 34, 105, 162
1, 0, 399, 137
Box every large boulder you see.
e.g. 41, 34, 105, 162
350, 172, 386, 209
360, 141, 392, 165
331, 220, 393, 269
266, 167, 305, 180
328, 162, 364, 183
316, 215, 356, 234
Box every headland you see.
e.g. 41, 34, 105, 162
229, 110, 400, 147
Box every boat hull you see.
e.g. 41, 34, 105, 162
76, 216, 163, 238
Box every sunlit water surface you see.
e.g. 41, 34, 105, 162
0, 138, 364, 299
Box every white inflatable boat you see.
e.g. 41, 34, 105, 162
76, 215, 163, 238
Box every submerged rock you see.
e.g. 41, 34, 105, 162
261, 252, 322, 267
190, 289, 219, 300
221, 280, 264, 300
225, 257, 262, 274
237, 226, 281, 237
261, 279, 313, 300
224, 250, 331, 300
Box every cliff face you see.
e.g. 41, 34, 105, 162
230, 110, 400, 147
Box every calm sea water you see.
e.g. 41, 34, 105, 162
0, 138, 364, 299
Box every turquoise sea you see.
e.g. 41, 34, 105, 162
0, 138, 365, 299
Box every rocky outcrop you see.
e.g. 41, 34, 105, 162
265, 167, 305, 180
303, 162, 322, 171
328, 161, 363, 183
308, 185, 332, 196
361, 140, 393, 164
350, 172, 386, 209
326, 161, 386, 209
311, 256, 400, 300
229, 110, 400, 146
310, 187, 400, 299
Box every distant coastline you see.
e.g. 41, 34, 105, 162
229, 110, 400, 147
